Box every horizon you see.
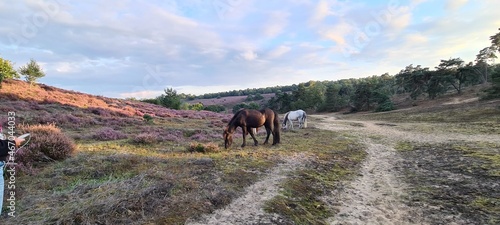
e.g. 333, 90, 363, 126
1, 0, 499, 99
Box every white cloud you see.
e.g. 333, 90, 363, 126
266, 45, 291, 59
240, 50, 258, 61
405, 33, 428, 44
445, 0, 469, 11
119, 90, 164, 99
54, 62, 79, 73
263, 11, 289, 38
388, 8, 412, 31
319, 21, 355, 46
310, 0, 330, 24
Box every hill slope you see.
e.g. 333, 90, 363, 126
0, 80, 498, 224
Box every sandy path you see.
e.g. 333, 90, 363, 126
185, 153, 309, 225
314, 114, 500, 225
314, 115, 500, 144
326, 140, 420, 225
313, 115, 424, 225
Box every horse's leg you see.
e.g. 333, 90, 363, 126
247, 127, 259, 146
263, 125, 271, 145
241, 126, 247, 148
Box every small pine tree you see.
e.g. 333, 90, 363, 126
157, 88, 182, 109
19, 58, 45, 86
0, 57, 19, 88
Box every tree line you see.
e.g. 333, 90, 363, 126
167, 28, 500, 114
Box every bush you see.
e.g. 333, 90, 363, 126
187, 142, 220, 153
143, 114, 154, 123
375, 100, 395, 112
133, 132, 160, 144
92, 127, 128, 141
204, 105, 226, 113
15, 124, 76, 173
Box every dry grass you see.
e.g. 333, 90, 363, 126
0, 80, 367, 224
2, 80, 498, 224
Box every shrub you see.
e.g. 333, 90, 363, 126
204, 105, 226, 113
133, 132, 160, 144
143, 114, 154, 123
187, 142, 220, 153
92, 127, 128, 141
15, 124, 76, 173
375, 100, 395, 112
89, 107, 112, 117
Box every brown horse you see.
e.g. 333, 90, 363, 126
223, 108, 281, 149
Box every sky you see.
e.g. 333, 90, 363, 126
0, 0, 499, 99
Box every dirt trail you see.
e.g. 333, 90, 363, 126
185, 153, 310, 225
315, 115, 425, 225
314, 114, 500, 225
187, 114, 497, 224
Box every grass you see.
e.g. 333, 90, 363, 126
339, 94, 500, 135
3, 112, 367, 225
395, 141, 500, 224
263, 129, 366, 224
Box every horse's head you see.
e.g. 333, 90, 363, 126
282, 118, 291, 130
223, 127, 233, 149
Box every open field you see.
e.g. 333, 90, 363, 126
1, 80, 367, 224
1, 80, 499, 224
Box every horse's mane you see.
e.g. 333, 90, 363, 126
228, 109, 245, 125
283, 112, 290, 126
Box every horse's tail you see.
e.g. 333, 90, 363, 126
273, 110, 281, 144
303, 111, 307, 128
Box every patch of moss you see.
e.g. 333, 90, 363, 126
395, 141, 414, 152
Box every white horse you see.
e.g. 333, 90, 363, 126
282, 109, 307, 130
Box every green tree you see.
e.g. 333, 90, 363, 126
395, 64, 431, 100
321, 83, 341, 112
305, 81, 326, 110
232, 102, 260, 113
157, 88, 182, 110
490, 28, 500, 52
483, 65, 500, 99
0, 57, 19, 88
482, 28, 500, 98
293, 83, 307, 102
351, 81, 373, 111
204, 105, 226, 113
425, 70, 447, 99
436, 58, 468, 94
189, 102, 204, 111
19, 59, 45, 85
248, 102, 260, 110
475, 47, 497, 83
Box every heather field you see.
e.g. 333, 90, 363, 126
0, 80, 366, 224
1, 80, 499, 224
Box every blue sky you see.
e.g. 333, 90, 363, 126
0, 0, 499, 98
